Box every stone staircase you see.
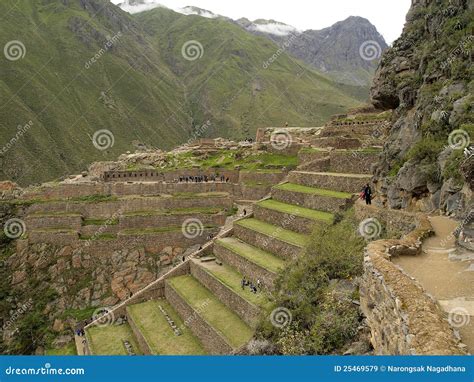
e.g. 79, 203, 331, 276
84, 148, 374, 355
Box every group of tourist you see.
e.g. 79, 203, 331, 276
241, 277, 262, 294
177, 175, 230, 183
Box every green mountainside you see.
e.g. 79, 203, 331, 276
0, 0, 364, 186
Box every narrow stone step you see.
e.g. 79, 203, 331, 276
288, 171, 371, 193
165, 275, 254, 353
126, 300, 206, 355
190, 260, 268, 328
254, 199, 333, 234
234, 218, 308, 260
200, 256, 217, 263
214, 237, 284, 288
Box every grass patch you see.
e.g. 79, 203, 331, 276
120, 225, 216, 235
236, 218, 309, 247
86, 324, 142, 355
79, 234, 117, 240
28, 212, 82, 217
122, 207, 222, 217
45, 343, 77, 355
275, 183, 352, 199
257, 199, 334, 222
126, 300, 206, 355
216, 238, 285, 273
61, 307, 96, 322
69, 195, 118, 203
82, 218, 118, 226
200, 262, 270, 309
167, 275, 253, 348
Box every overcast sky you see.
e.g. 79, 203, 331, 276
112, 0, 411, 43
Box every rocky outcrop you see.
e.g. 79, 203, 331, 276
370, 0, 473, 215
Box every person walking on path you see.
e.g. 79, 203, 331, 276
363, 183, 372, 205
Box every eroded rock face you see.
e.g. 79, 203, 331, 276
370, 0, 473, 215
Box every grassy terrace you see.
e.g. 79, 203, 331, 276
120, 225, 216, 235
167, 275, 254, 348
86, 324, 142, 355
275, 183, 352, 199
122, 207, 223, 217
127, 300, 206, 355
216, 238, 285, 273
236, 218, 309, 247
295, 171, 371, 178
171, 192, 229, 198
257, 199, 334, 222
83, 218, 118, 226
28, 211, 82, 217
198, 261, 270, 309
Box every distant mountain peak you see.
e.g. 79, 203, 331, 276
236, 18, 300, 36
177, 6, 220, 19
116, 0, 166, 14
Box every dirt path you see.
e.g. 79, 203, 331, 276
393, 216, 474, 353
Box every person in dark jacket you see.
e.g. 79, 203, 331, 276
363, 183, 372, 205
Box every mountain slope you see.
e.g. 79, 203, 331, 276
237, 16, 388, 87
135, 7, 365, 140
0, 0, 364, 186
0, 0, 191, 186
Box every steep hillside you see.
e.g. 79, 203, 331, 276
236, 16, 388, 87
0, 0, 364, 186
370, 0, 473, 216
134, 7, 366, 140
0, 0, 190, 186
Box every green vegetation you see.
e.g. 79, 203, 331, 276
45, 343, 77, 355
199, 262, 270, 309
216, 238, 285, 274
69, 195, 118, 203
275, 183, 352, 199
122, 207, 222, 217
257, 209, 365, 354
126, 300, 206, 355
61, 307, 97, 322
258, 199, 334, 222
0, 1, 363, 186
168, 275, 254, 348
86, 324, 142, 355
79, 234, 117, 241
82, 218, 118, 226
236, 218, 309, 247
120, 225, 216, 235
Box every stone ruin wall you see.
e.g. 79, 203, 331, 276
356, 203, 465, 355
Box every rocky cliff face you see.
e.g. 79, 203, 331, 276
370, 0, 473, 216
